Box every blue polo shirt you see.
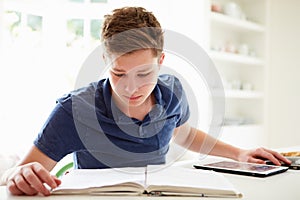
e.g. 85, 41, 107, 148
34, 74, 190, 169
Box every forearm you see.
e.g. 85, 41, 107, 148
197, 131, 242, 160
174, 126, 242, 161
173, 124, 291, 165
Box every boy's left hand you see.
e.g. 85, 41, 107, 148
237, 147, 292, 166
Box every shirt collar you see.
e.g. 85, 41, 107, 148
102, 78, 165, 124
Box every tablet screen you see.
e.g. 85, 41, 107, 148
206, 161, 277, 172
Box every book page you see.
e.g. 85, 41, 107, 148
52, 167, 145, 194
51, 165, 242, 197
146, 165, 242, 197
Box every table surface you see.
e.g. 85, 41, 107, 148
1, 151, 300, 200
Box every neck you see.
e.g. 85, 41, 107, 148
113, 93, 155, 121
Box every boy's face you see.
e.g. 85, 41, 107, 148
108, 49, 164, 108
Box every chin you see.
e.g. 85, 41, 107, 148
127, 101, 144, 107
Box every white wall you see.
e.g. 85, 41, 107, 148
0, 0, 3, 54
267, 0, 300, 148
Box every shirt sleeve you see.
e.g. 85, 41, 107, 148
34, 97, 82, 162
173, 77, 190, 127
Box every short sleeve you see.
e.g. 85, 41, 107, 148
34, 98, 82, 162
173, 77, 190, 127
157, 74, 190, 128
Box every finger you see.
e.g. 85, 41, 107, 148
257, 149, 281, 166
262, 148, 291, 165
248, 157, 266, 164
7, 179, 24, 196
281, 156, 292, 164
13, 174, 38, 196
51, 175, 62, 186
32, 164, 57, 189
269, 150, 292, 164
22, 167, 50, 196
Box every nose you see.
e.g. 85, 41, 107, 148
124, 77, 138, 94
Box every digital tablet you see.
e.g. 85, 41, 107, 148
193, 161, 289, 177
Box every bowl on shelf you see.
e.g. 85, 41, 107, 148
211, 3, 222, 13
223, 2, 242, 18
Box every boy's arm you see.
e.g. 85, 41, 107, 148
1, 146, 61, 196
172, 122, 291, 165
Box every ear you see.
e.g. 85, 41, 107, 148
158, 52, 165, 65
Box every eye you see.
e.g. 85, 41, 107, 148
138, 72, 151, 77
112, 72, 125, 77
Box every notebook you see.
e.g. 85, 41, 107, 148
51, 165, 242, 197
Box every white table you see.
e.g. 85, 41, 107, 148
1, 156, 300, 200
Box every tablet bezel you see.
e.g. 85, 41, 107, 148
193, 161, 289, 177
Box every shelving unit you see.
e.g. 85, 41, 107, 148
210, 11, 266, 33
208, 0, 269, 148
209, 51, 264, 66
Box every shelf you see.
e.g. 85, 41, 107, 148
222, 124, 263, 130
208, 0, 267, 148
225, 90, 263, 99
208, 50, 264, 66
211, 89, 263, 99
210, 12, 265, 33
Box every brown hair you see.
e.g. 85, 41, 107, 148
101, 7, 164, 57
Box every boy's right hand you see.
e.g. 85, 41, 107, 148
6, 162, 61, 196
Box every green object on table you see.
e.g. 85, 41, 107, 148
55, 162, 74, 178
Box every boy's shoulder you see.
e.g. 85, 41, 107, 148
56, 79, 106, 104
158, 73, 180, 83
158, 74, 183, 91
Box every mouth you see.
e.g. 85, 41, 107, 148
124, 95, 142, 101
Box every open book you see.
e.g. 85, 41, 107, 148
51, 165, 242, 197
